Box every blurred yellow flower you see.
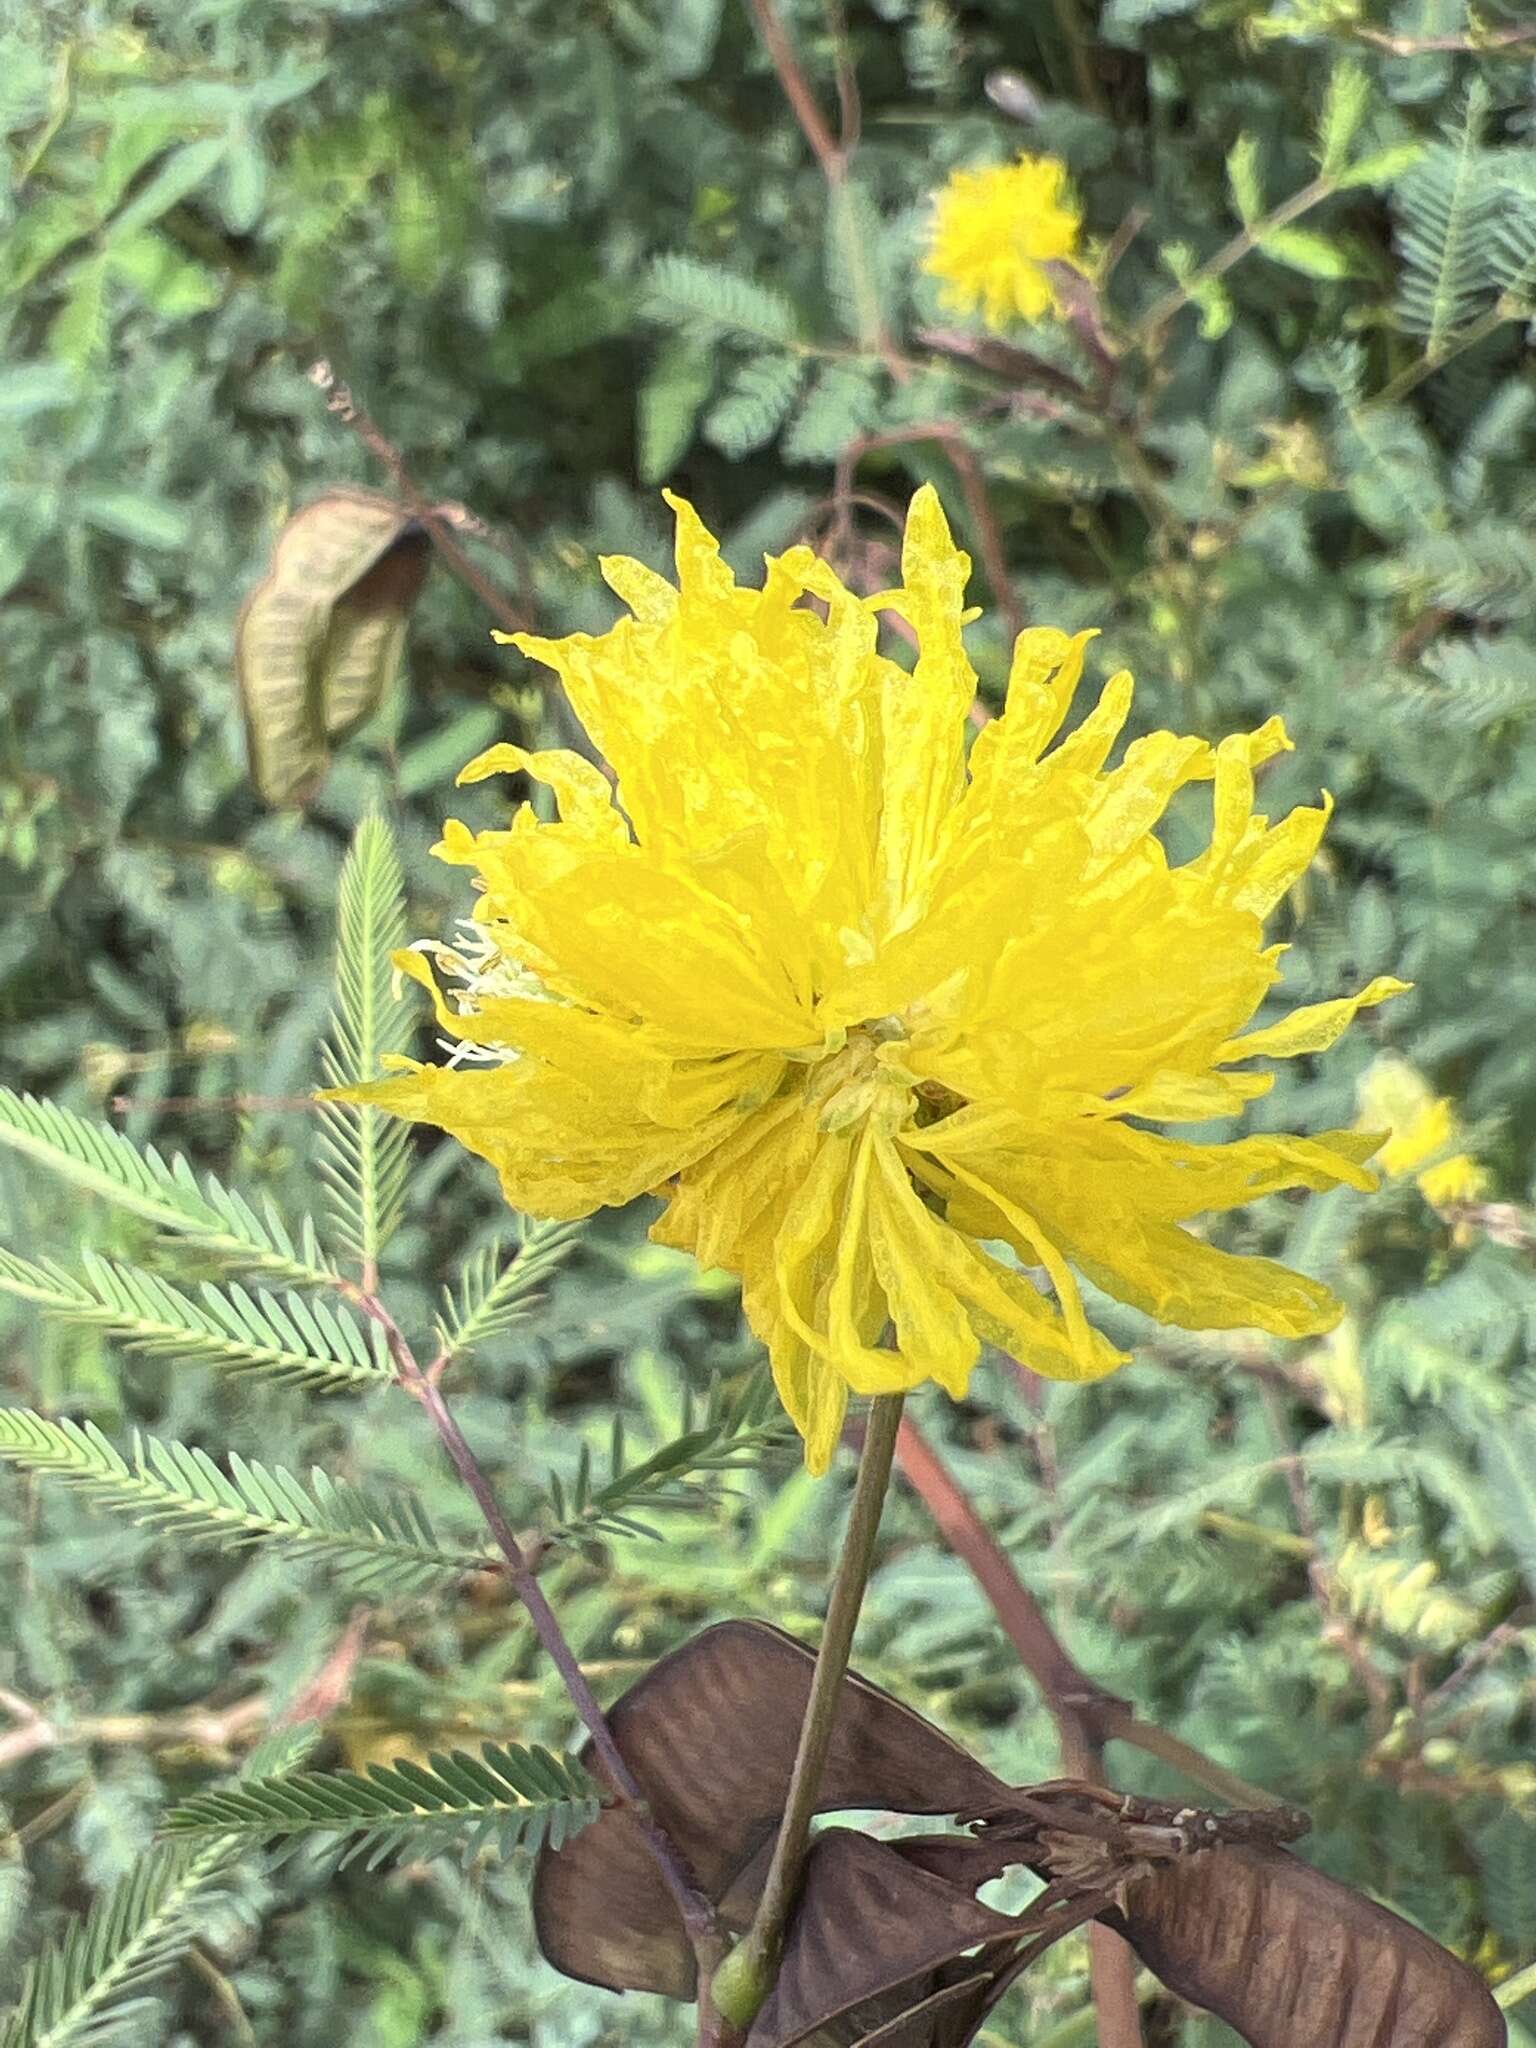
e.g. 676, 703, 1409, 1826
346, 487, 1404, 1473
1357, 1054, 1487, 1210
923, 153, 1084, 329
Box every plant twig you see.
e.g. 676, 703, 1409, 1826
1136, 176, 1337, 345
1497, 1956, 1536, 2010
893, 1415, 1284, 1809
0, 1689, 270, 1773
712, 1392, 906, 2028
1048, 0, 1107, 114
307, 360, 535, 635
895, 1417, 1145, 2043
834, 422, 1028, 647
744, 0, 906, 382
345, 1285, 725, 1985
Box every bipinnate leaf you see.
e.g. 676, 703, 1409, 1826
236, 488, 431, 807
0, 1090, 334, 1286
166, 1742, 601, 1870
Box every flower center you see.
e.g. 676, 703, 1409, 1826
812, 1018, 918, 1136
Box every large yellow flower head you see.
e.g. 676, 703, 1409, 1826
924, 153, 1085, 329
355, 487, 1405, 1473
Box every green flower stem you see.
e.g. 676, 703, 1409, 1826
712, 1391, 906, 2029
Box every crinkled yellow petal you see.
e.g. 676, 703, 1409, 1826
338, 1061, 742, 1218
1083, 729, 1213, 869
1048, 669, 1135, 779
868, 485, 976, 914
998, 627, 1098, 764
1103, 1216, 1347, 1336
1084, 1067, 1275, 1122
651, 1091, 863, 1472
905, 1137, 1115, 1374
454, 743, 627, 847
462, 833, 816, 1051
876, 1140, 1126, 1387
1216, 976, 1410, 1066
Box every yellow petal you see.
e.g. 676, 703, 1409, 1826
874, 1140, 1125, 1388
1217, 976, 1411, 1065
337, 1060, 739, 1218
907, 1141, 1113, 1374
455, 743, 626, 846
998, 627, 1098, 764
1099, 1218, 1346, 1337
1086, 1067, 1275, 1122
870, 485, 977, 910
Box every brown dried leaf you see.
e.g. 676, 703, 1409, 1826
532, 1621, 1007, 1998
235, 488, 430, 806
1110, 1843, 1507, 2047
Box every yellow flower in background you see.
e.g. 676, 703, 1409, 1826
923, 153, 1085, 329
345, 487, 1405, 1473
1356, 1054, 1487, 1210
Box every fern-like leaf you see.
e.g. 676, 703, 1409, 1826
0, 1413, 494, 1591
1393, 82, 1494, 355
644, 253, 800, 347
0, 1092, 334, 1287
0, 1249, 389, 1394
164, 1744, 601, 1869
539, 1369, 792, 1548
316, 814, 413, 1272
433, 1219, 580, 1365
0, 1837, 233, 2048
703, 352, 803, 458
1490, 155, 1536, 300
783, 358, 880, 464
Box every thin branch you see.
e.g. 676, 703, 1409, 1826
1048, 0, 1108, 115
344, 1284, 725, 1984
0, 1690, 269, 1773
108, 1093, 316, 1119
307, 360, 534, 636
744, 0, 905, 381
1370, 297, 1529, 411
0, 1608, 371, 1776
1497, 1956, 1536, 2011
1136, 176, 1337, 345
893, 1415, 1284, 1810
713, 1393, 906, 2029
834, 422, 1028, 647
823, 0, 860, 153
746, 0, 840, 176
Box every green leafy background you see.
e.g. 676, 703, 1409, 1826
4, 0, 1536, 2041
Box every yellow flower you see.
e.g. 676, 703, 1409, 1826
1356, 1055, 1487, 1210
349, 487, 1405, 1474
923, 153, 1085, 329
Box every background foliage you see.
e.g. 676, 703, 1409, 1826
4, 0, 1536, 2042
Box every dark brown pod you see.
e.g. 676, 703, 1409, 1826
1109, 1843, 1507, 2048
